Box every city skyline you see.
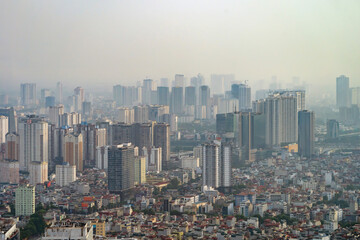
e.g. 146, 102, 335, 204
1, 1, 360, 92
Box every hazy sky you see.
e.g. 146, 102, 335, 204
0, 0, 360, 92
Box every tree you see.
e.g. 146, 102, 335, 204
167, 178, 180, 189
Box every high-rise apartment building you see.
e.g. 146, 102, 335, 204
20, 83, 36, 106
18, 116, 48, 171
231, 83, 251, 110
0, 159, 19, 184
108, 143, 135, 192
202, 142, 220, 188
113, 85, 125, 106
153, 123, 170, 170
157, 87, 170, 106
298, 110, 315, 158
265, 95, 297, 147
29, 161, 48, 185
49, 105, 65, 128
170, 87, 184, 115
15, 185, 35, 216
202, 141, 232, 189
0, 115, 8, 143
133, 106, 149, 123
327, 119, 339, 139
134, 156, 146, 185
174, 74, 185, 88
185, 86, 196, 106
56, 164, 76, 187
336, 75, 350, 108
56, 82, 63, 104
211, 74, 235, 94
0, 107, 17, 133
74, 124, 107, 168
142, 79, 155, 105
117, 107, 135, 124
5, 133, 19, 160
220, 144, 232, 189
96, 145, 109, 170
199, 85, 211, 119
63, 133, 83, 171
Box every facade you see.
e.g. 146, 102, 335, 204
108, 143, 135, 192
18, 116, 49, 171
298, 110, 315, 158
336, 75, 350, 108
20, 83, 36, 106
5, 133, 19, 160
56, 164, 76, 187
63, 133, 83, 171
220, 144, 232, 188
0, 160, 19, 184
43, 221, 93, 240
15, 185, 35, 216
29, 161, 48, 185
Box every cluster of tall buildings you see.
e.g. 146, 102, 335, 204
216, 89, 314, 159
113, 76, 252, 122
0, 81, 170, 192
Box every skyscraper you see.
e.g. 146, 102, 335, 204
0, 115, 8, 143
20, 83, 36, 106
56, 164, 76, 187
202, 142, 220, 188
220, 144, 232, 189
185, 86, 196, 106
153, 123, 170, 170
298, 110, 315, 158
134, 156, 146, 185
18, 116, 48, 171
108, 143, 135, 192
336, 75, 350, 108
113, 85, 125, 106
74, 124, 107, 168
63, 133, 83, 171
157, 87, 170, 106
29, 161, 48, 185
199, 85, 211, 119
0, 107, 17, 133
174, 74, 185, 88
265, 94, 297, 147
56, 82, 63, 104
170, 87, 184, 115
142, 79, 155, 105
231, 83, 251, 110
5, 133, 19, 160
327, 119, 339, 139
